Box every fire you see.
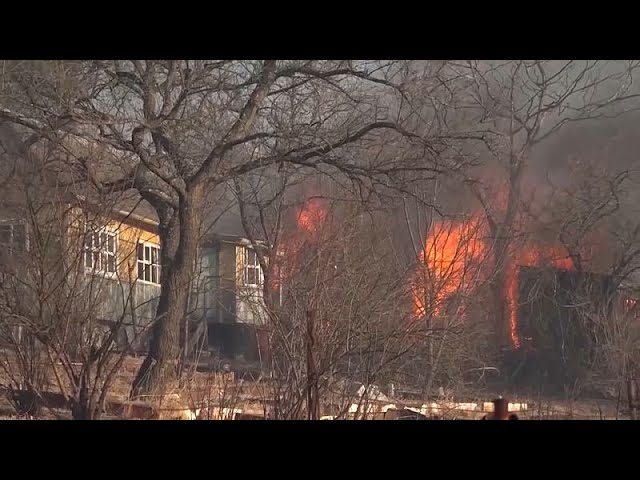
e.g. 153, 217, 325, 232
518, 244, 574, 270
412, 212, 576, 350
272, 197, 329, 293
412, 215, 487, 319
505, 262, 521, 349
297, 198, 328, 237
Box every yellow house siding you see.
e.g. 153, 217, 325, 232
65, 205, 159, 282
218, 242, 237, 286
236, 244, 244, 287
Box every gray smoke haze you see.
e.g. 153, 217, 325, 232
527, 110, 640, 214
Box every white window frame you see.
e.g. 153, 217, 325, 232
83, 225, 118, 277
137, 241, 161, 285
244, 247, 263, 288
0, 221, 28, 254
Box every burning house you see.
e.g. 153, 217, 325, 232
409, 208, 639, 393
505, 265, 617, 392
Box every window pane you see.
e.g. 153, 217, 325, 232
13, 225, 25, 250
152, 265, 159, 284
247, 249, 256, 265
145, 266, 151, 282
247, 267, 256, 285
0, 226, 11, 244
137, 243, 144, 260
151, 247, 159, 265
100, 232, 107, 248
93, 252, 100, 269
138, 263, 144, 280
145, 246, 150, 262
85, 250, 93, 268
93, 232, 100, 247
85, 233, 93, 250
107, 254, 116, 273
107, 234, 115, 253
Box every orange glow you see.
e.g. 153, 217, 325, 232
273, 197, 329, 293
411, 209, 576, 350
297, 198, 328, 237
412, 215, 487, 320
505, 261, 521, 349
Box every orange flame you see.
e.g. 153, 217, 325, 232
411, 211, 576, 350
412, 215, 487, 320
297, 198, 328, 237
505, 262, 521, 349
273, 197, 329, 292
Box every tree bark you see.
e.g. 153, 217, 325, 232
131, 184, 204, 398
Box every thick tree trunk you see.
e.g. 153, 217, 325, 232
131, 185, 203, 398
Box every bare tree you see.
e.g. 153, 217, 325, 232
0, 136, 155, 419
233, 172, 432, 418
427, 60, 640, 347
0, 60, 448, 397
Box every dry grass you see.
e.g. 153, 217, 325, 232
0, 351, 632, 420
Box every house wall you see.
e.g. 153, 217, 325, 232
65, 206, 161, 350
219, 242, 239, 323
2, 199, 272, 360
234, 245, 266, 326
508, 265, 615, 393
188, 240, 269, 362
66, 206, 160, 281
188, 240, 268, 328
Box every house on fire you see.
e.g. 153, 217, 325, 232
506, 264, 639, 392
0, 125, 269, 365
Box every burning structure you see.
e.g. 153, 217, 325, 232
410, 210, 633, 393
507, 265, 616, 391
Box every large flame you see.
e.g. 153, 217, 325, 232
412, 213, 575, 349
412, 215, 487, 320
297, 198, 328, 237
273, 197, 329, 292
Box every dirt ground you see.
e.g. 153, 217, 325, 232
0, 353, 631, 420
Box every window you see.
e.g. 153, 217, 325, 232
624, 298, 637, 311
0, 223, 27, 253
244, 247, 263, 287
137, 242, 161, 284
624, 297, 639, 319
84, 227, 117, 274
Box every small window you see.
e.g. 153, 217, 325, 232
244, 247, 263, 287
137, 242, 161, 285
624, 297, 638, 317
0, 223, 27, 254
84, 226, 117, 274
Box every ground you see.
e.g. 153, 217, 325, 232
0, 353, 632, 419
